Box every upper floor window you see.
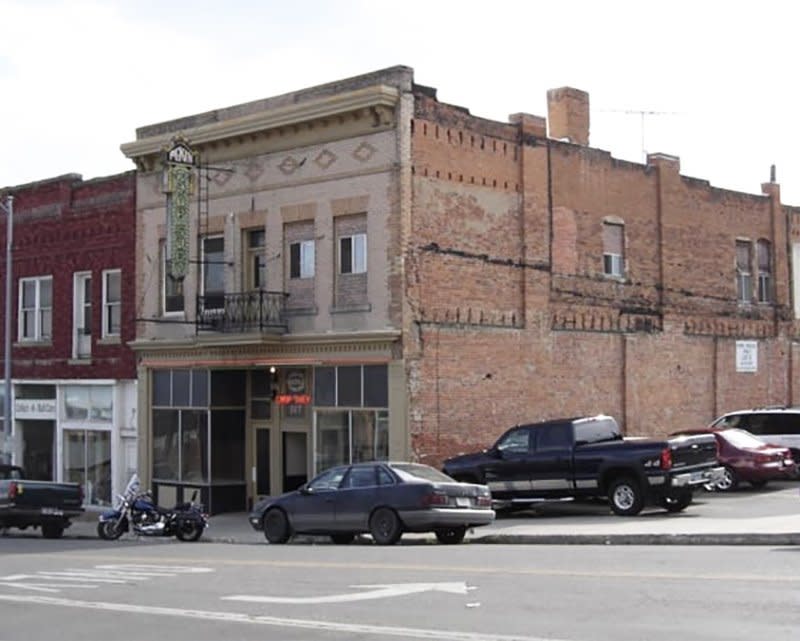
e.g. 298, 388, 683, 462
201, 236, 225, 309
736, 240, 752, 303
19, 276, 52, 342
289, 240, 315, 279
244, 229, 266, 291
161, 242, 184, 314
757, 239, 772, 303
602, 221, 624, 278
102, 269, 121, 337
339, 233, 367, 274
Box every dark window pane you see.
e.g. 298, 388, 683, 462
290, 243, 300, 279
153, 371, 171, 407
181, 410, 208, 482
172, 369, 191, 406
251, 400, 271, 420
363, 365, 388, 407
340, 237, 353, 274
211, 370, 246, 406
251, 369, 270, 396
210, 409, 245, 482
191, 370, 208, 407
152, 409, 179, 480
337, 366, 361, 407
314, 367, 335, 407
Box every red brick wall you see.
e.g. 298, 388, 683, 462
407, 92, 798, 468
0, 172, 136, 380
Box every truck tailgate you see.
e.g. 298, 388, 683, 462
10, 481, 83, 511
668, 434, 718, 468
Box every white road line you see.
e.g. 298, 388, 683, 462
0, 593, 571, 641
95, 564, 213, 574
30, 573, 128, 583
0, 582, 98, 592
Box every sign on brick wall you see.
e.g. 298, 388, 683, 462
736, 340, 758, 373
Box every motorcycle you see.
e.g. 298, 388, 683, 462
97, 474, 208, 542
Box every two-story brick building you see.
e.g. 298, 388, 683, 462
121, 65, 800, 513
0, 172, 137, 506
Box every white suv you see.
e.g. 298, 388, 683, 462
710, 407, 800, 461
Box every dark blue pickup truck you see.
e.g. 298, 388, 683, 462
442, 415, 724, 516
0, 465, 84, 537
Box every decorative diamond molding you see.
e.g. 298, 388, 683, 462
211, 170, 233, 187
352, 141, 377, 163
279, 156, 301, 175
314, 149, 337, 170
244, 160, 265, 182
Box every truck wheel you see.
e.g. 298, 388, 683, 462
41, 523, 64, 539
608, 477, 644, 516
661, 491, 692, 513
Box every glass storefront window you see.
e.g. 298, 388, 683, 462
63, 429, 111, 506
316, 412, 349, 471
181, 410, 208, 482
63, 385, 113, 423
315, 410, 389, 473
153, 409, 179, 480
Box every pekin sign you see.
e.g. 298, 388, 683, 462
15, 399, 57, 420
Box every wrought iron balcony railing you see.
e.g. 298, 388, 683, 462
196, 290, 289, 333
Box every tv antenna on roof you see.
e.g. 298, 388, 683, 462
598, 108, 681, 162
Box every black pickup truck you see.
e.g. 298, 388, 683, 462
442, 415, 724, 516
0, 465, 84, 538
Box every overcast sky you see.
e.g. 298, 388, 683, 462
2, 0, 799, 204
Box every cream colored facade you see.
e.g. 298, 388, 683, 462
123, 67, 414, 512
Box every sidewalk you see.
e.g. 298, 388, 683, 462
68, 490, 800, 546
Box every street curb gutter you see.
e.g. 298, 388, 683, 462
196, 533, 800, 546
470, 533, 800, 546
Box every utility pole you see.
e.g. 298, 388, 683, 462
1, 194, 12, 464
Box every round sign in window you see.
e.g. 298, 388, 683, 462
286, 370, 305, 393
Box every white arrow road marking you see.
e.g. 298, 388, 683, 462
0, 593, 571, 641
223, 581, 470, 604
0, 582, 99, 593
0, 564, 214, 594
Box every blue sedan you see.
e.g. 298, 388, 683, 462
249, 461, 495, 545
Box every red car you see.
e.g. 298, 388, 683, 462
671, 428, 796, 491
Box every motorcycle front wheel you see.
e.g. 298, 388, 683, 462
97, 518, 126, 541
175, 520, 204, 542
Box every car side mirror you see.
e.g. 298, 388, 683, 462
299, 484, 313, 495
487, 447, 501, 459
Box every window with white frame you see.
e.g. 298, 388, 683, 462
244, 229, 266, 291
102, 269, 121, 337
757, 239, 772, 303
736, 240, 753, 303
289, 240, 315, 279
19, 276, 53, 341
602, 222, 624, 278
339, 233, 367, 274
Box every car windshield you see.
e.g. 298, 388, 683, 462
391, 463, 455, 483
308, 467, 348, 491
722, 428, 767, 449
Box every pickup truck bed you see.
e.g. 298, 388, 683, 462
0, 465, 84, 538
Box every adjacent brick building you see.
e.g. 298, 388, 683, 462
118, 65, 800, 512
0, 172, 137, 506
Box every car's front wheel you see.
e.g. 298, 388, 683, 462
262, 508, 291, 544
369, 507, 402, 545
434, 526, 467, 544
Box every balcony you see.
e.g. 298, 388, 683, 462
196, 291, 289, 334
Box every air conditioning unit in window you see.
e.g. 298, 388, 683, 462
603, 253, 624, 277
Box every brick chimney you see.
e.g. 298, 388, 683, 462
547, 87, 589, 145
